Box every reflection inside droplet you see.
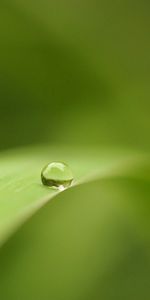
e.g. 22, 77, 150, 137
41, 161, 73, 190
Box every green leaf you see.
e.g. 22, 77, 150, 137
0, 144, 149, 246
0, 165, 150, 300
0, 144, 149, 240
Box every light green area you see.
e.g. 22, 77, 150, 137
0, 0, 150, 299
0, 144, 149, 246
0, 150, 149, 299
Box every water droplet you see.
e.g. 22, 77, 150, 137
41, 162, 73, 190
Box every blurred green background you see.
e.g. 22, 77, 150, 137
0, 0, 150, 150
0, 1, 150, 299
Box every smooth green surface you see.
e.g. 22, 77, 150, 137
0, 174, 150, 300
0, 0, 150, 299
0, 144, 149, 246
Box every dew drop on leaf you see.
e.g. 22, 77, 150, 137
41, 162, 73, 190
